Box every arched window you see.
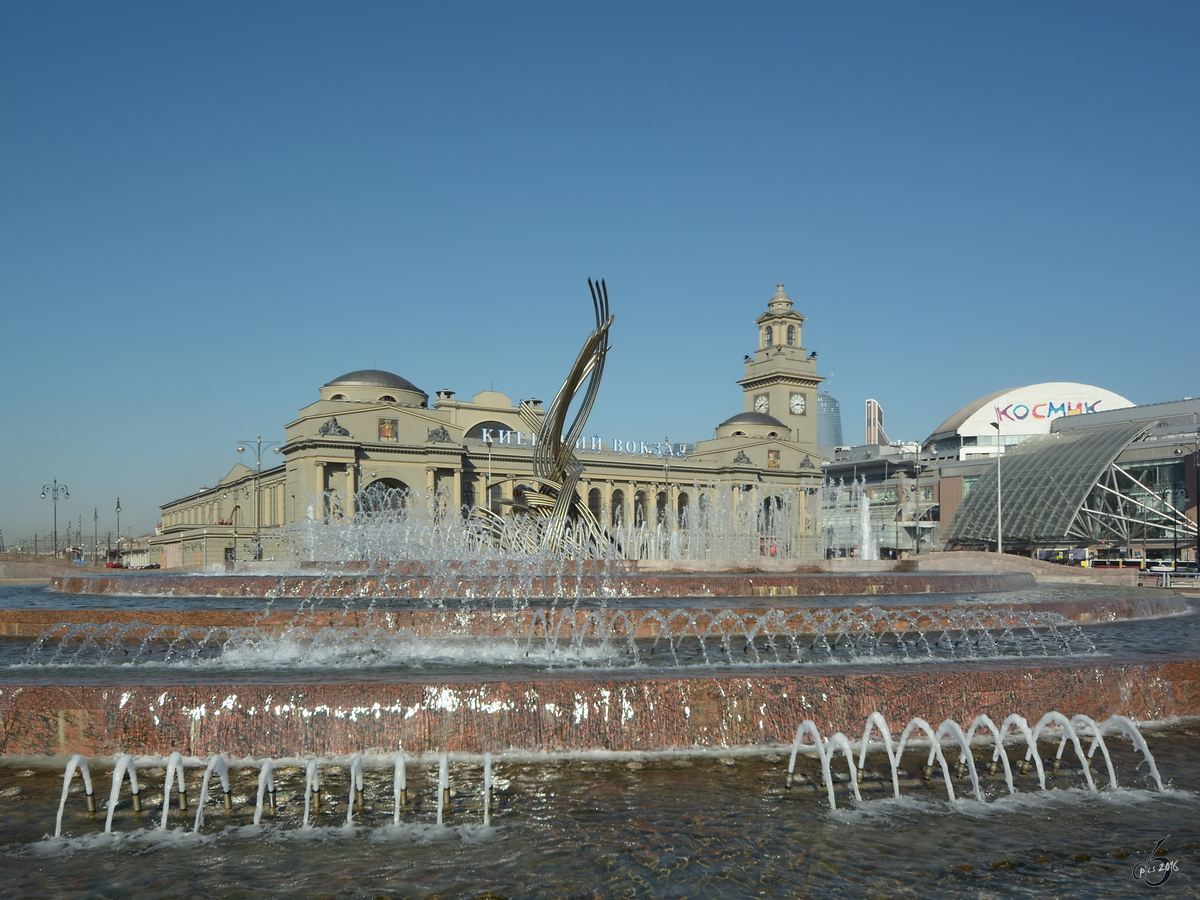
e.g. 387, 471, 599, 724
677, 492, 689, 527
656, 491, 668, 525
588, 488, 601, 520
634, 490, 647, 527
764, 327, 773, 348
611, 489, 625, 526
331, 394, 347, 401
378, 395, 396, 402
786, 325, 795, 346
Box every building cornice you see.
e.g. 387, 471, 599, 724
737, 374, 824, 390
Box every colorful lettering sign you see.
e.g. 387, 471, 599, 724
994, 400, 1104, 423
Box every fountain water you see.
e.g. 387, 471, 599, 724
158, 751, 187, 829
6, 513, 1199, 896
21, 602, 1102, 671
104, 754, 140, 832
42, 706, 1169, 842
53, 754, 93, 837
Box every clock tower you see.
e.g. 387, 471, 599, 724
738, 283, 823, 449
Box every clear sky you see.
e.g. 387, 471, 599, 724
1, 1, 1196, 545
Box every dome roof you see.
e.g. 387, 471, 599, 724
928, 382, 1135, 439
324, 369, 425, 394
720, 411, 788, 428
929, 387, 1014, 437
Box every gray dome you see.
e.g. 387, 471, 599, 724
719, 411, 788, 428
324, 369, 425, 395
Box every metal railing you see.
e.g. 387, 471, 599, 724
1137, 570, 1200, 589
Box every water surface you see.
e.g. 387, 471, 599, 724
3, 726, 1197, 899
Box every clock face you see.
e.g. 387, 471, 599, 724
790, 392, 806, 415
754, 395, 769, 414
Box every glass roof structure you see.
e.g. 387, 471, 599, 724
944, 421, 1157, 546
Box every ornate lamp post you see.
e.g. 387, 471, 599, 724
237, 436, 282, 560
40, 480, 69, 557
115, 498, 122, 562
93, 508, 98, 566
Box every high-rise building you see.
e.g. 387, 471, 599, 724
865, 398, 890, 446
816, 389, 843, 448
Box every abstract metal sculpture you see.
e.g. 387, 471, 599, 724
473, 279, 613, 555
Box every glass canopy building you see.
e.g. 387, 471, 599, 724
941, 399, 1199, 562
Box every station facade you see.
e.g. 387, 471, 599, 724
152, 285, 826, 568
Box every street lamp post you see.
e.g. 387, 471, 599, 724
1175, 432, 1200, 571
1140, 500, 1148, 564
1194, 432, 1200, 571
93, 509, 98, 566
1172, 486, 1179, 569
237, 436, 283, 561
991, 416, 1003, 555
40, 480, 69, 558
912, 452, 923, 555
115, 498, 122, 563
484, 438, 494, 514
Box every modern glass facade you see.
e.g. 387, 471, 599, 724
943, 420, 1194, 550
817, 390, 843, 447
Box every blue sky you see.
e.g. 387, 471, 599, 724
1, 2, 1196, 543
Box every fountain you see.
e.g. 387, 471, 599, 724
3, 285, 1199, 896
7, 494, 1199, 896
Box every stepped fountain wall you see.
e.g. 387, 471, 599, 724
6, 569, 1193, 761
0, 589, 1187, 639
2, 656, 1198, 759
49, 570, 1034, 599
